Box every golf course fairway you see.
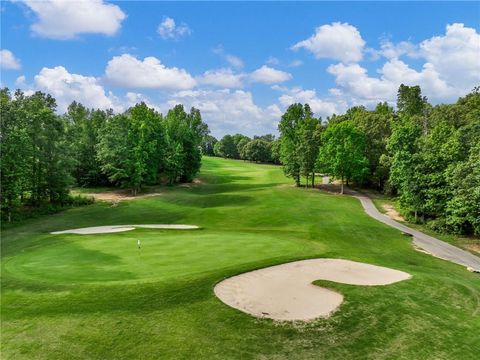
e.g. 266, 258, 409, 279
2, 157, 479, 359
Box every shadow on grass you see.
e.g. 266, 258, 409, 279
3, 239, 137, 288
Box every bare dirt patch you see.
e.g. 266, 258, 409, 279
381, 204, 405, 221
464, 243, 480, 253
214, 259, 410, 321
85, 191, 162, 203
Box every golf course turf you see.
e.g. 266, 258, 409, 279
2, 157, 480, 359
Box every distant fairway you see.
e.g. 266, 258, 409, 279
2, 157, 480, 359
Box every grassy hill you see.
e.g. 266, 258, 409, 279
2, 157, 479, 359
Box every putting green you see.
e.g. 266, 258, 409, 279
4, 230, 309, 284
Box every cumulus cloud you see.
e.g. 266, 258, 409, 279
292, 22, 365, 63
249, 65, 292, 84
19, 0, 126, 39
104, 54, 196, 90
327, 23, 480, 105
419, 23, 480, 94
369, 40, 419, 60
157, 17, 191, 40
275, 86, 347, 119
327, 59, 455, 105
0, 49, 21, 69
163, 89, 280, 137
32, 66, 119, 111
197, 68, 244, 88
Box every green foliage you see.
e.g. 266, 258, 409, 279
387, 87, 480, 233
241, 139, 271, 163
66, 102, 110, 186
165, 105, 207, 182
445, 143, 480, 235
201, 134, 217, 156
1, 89, 74, 221
1, 90, 209, 222
397, 84, 428, 117
214, 134, 238, 158
278, 103, 315, 186
297, 116, 322, 187
317, 121, 369, 192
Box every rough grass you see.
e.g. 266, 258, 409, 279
370, 195, 480, 256
2, 157, 480, 359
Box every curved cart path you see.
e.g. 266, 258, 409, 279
353, 193, 480, 270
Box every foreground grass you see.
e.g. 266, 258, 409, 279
2, 157, 480, 359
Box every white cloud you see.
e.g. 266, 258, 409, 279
20, 0, 126, 39
327, 23, 480, 105
292, 22, 365, 63
15, 75, 27, 87
288, 59, 303, 68
419, 23, 480, 94
197, 68, 244, 88
276, 86, 347, 119
266, 56, 279, 65
0, 49, 21, 69
163, 89, 280, 137
212, 45, 244, 69
32, 66, 119, 112
327, 60, 454, 105
225, 54, 243, 69
249, 65, 292, 84
157, 17, 191, 40
370, 40, 419, 60
104, 54, 196, 90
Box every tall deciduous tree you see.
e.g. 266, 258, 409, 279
317, 121, 368, 194
278, 103, 313, 186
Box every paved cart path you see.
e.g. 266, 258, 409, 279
353, 193, 480, 271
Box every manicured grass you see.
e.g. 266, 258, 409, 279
2, 157, 480, 359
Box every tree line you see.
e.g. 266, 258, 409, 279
211, 85, 480, 236
1, 88, 209, 222
206, 133, 281, 164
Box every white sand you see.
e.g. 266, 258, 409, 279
214, 259, 410, 321
51, 224, 199, 235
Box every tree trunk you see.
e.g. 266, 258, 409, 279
341, 175, 344, 194
312, 172, 315, 188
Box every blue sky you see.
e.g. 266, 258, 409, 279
1, 1, 479, 137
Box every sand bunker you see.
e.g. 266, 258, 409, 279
51, 224, 199, 235
214, 259, 410, 321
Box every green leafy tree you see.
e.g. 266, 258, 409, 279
387, 115, 424, 220
0, 89, 30, 221
297, 116, 322, 187
66, 102, 109, 186
446, 143, 480, 235
242, 139, 271, 163
214, 135, 238, 158
202, 135, 218, 156
278, 103, 313, 186
317, 121, 368, 194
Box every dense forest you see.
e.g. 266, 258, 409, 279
213, 85, 480, 236
0, 88, 209, 222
